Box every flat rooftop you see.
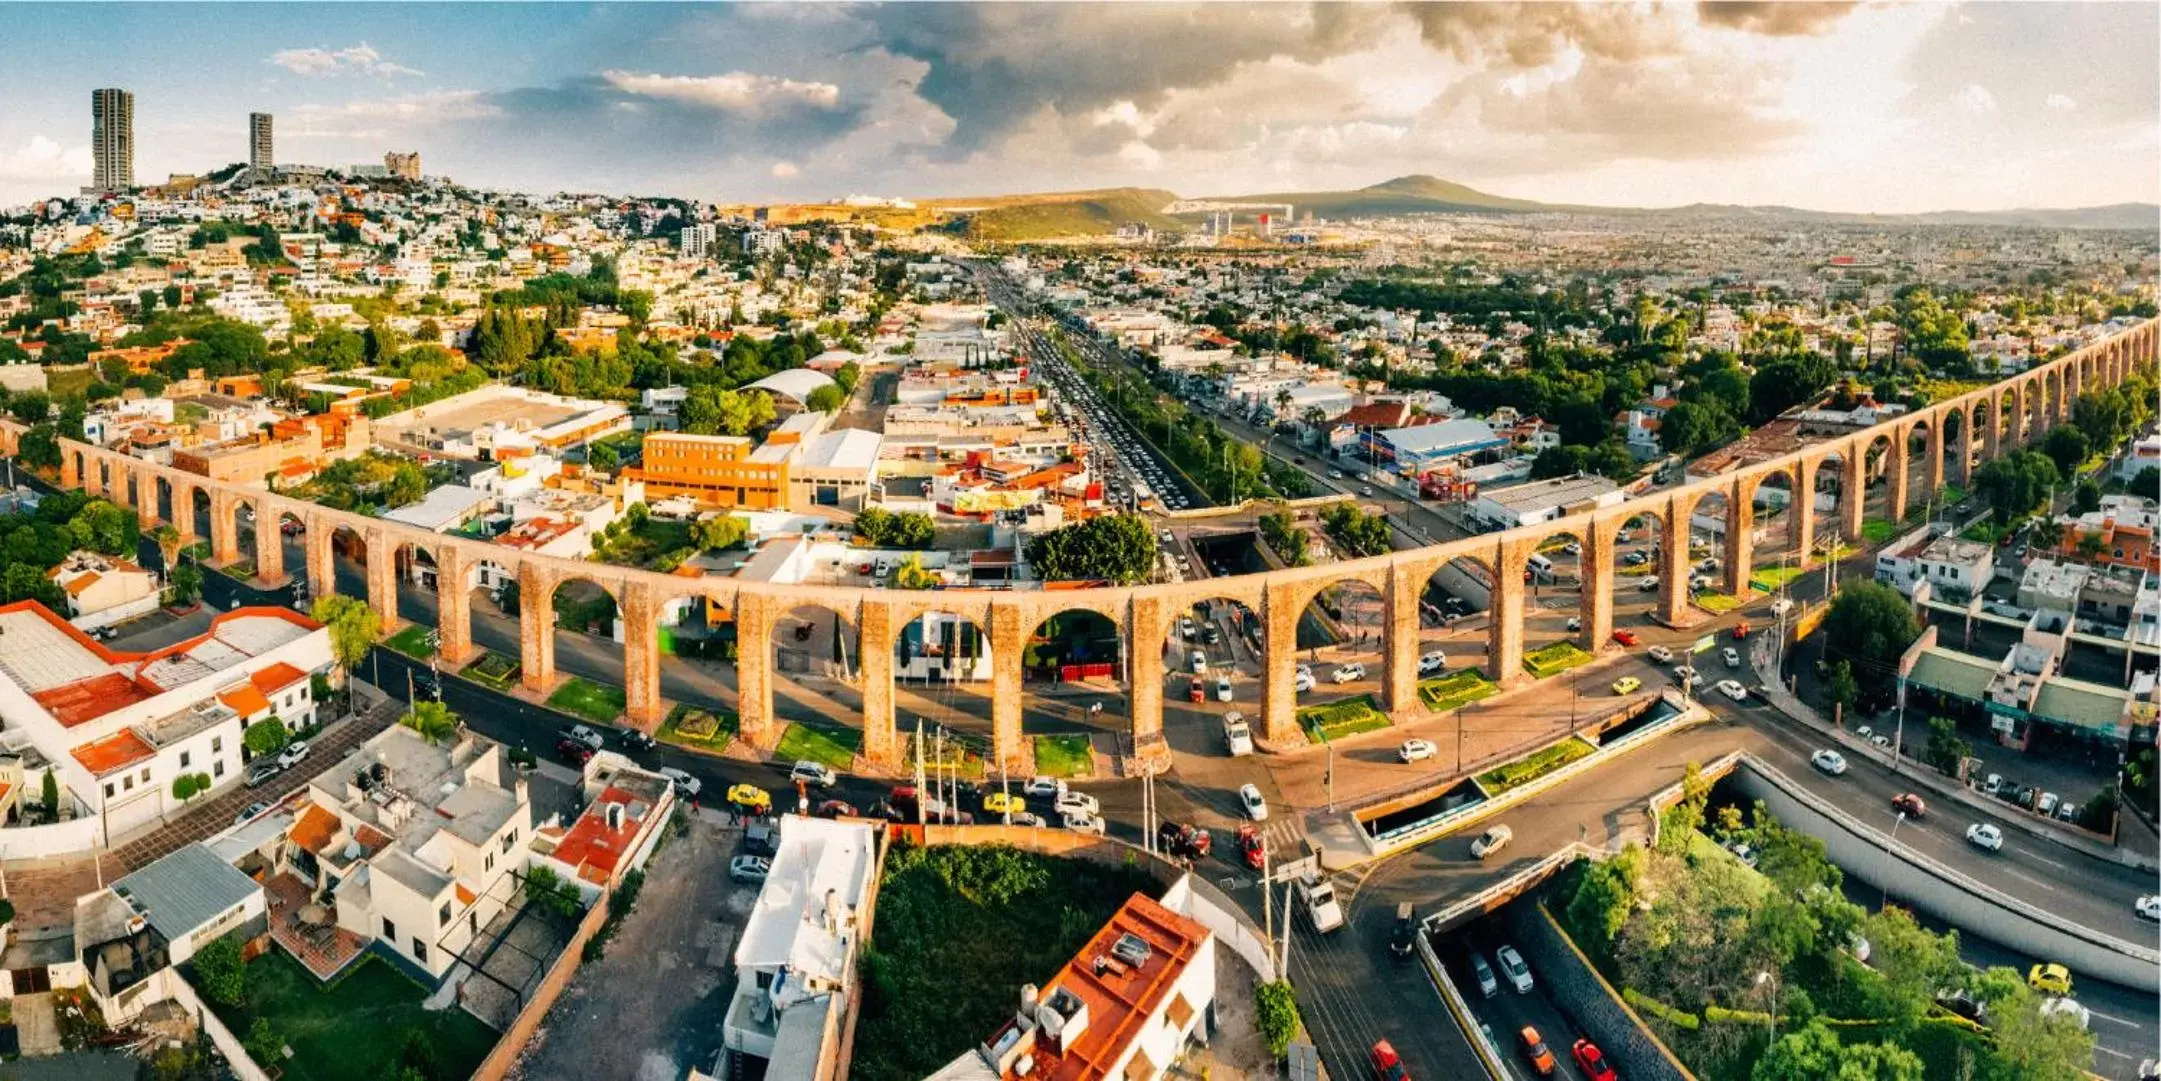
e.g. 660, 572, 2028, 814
1480, 473, 1621, 514
0, 602, 318, 727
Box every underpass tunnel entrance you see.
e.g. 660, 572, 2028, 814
1296, 579, 1387, 741
1020, 608, 1125, 778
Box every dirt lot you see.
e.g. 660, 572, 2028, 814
511, 811, 751, 1081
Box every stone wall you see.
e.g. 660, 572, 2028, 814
1504, 898, 1697, 1081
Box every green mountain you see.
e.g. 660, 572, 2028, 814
1210, 174, 1560, 217
937, 188, 1182, 240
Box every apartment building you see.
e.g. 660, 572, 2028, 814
625, 432, 793, 510
2057, 495, 2159, 574
48, 550, 160, 629
0, 603, 331, 836
170, 412, 371, 484
718, 815, 877, 1081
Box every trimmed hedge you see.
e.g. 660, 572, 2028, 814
1624, 988, 1700, 1031
1477, 737, 1595, 794
1418, 669, 1499, 712
1522, 642, 1594, 679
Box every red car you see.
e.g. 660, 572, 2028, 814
1732, 621, 1750, 640
1370, 1040, 1410, 1081
1611, 630, 1639, 647
1237, 823, 1265, 870
1572, 1039, 1617, 1081
1188, 677, 1207, 703
553, 738, 593, 766
1891, 793, 1927, 818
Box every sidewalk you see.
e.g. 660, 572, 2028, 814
1748, 644, 2160, 873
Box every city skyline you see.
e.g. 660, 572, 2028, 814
1, 2, 2156, 212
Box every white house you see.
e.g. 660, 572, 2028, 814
720, 815, 877, 1080
71, 842, 266, 1022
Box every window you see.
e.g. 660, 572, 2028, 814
484, 853, 494, 873
214, 760, 225, 778
439, 902, 452, 926
180, 751, 191, 769
412, 939, 428, 964
382, 917, 397, 940
501, 831, 517, 853
212, 736, 222, 754
140, 768, 150, 783
123, 775, 134, 792
104, 782, 115, 798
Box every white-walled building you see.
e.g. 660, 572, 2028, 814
720, 815, 877, 1080
72, 842, 266, 1022
48, 550, 160, 629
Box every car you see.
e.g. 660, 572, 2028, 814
1157, 821, 1213, 860
1572, 1039, 1618, 1081
1673, 664, 1699, 685
1722, 647, 1742, 668
618, 728, 656, 751
1623, 550, 1647, 565
1639, 575, 1661, 591
813, 799, 859, 818
1648, 644, 1675, 663
1188, 677, 1207, 703
1983, 772, 2005, 796
727, 783, 773, 813
1966, 823, 2005, 851
1398, 738, 1437, 763
1215, 675, 1234, 702
2028, 962, 2072, 996
1418, 650, 1448, 675
657, 767, 702, 798
562, 725, 605, 751
1811, 749, 1848, 775
1332, 663, 1366, 683
2037, 791, 2060, 816
1297, 872, 1344, 931
245, 758, 283, 788
1566, 616, 1582, 632
1611, 676, 1642, 695
1238, 783, 1269, 821
1179, 617, 1197, 640
1370, 1040, 1409, 1081
1612, 630, 1640, 647
1496, 945, 1534, 992
554, 738, 594, 766
2136, 895, 2161, 921
1055, 790, 1101, 818
1223, 713, 1254, 757
1724, 840, 1759, 867
1562, 542, 1583, 556
1060, 810, 1105, 835
233, 801, 271, 827
277, 740, 311, 770
1236, 823, 1265, 870
789, 761, 838, 788
1891, 793, 1928, 818
1519, 1026, 1557, 1076
1470, 824, 1513, 859
1388, 902, 1418, 960
1293, 670, 1316, 693
1201, 623, 1222, 645
2055, 801, 2079, 822
984, 792, 1028, 816
2039, 996, 2091, 1031
728, 855, 770, 884
1329, 469, 1345, 479
1469, 952, 1499, 997
1716, 679, 1749, 701
1189, 650, 1208, 675
1770, 596, 1796, 616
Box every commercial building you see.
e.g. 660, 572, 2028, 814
91, 87, 134, 193
1470, 474, 1626, 530
625, 432, 792, 510
249, 112, 273, 172
789, 429, 884, 511
931, 891, 1216, 1081
0, 602, 331, 836
1362, 417, 1507, 473
48, 550, 160, 630
170, 412, 371, 484
375, 385, 630, 460
718, 815, 877, 1081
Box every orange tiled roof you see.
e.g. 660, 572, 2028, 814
551, 785, 651, 884
35, 673, 154, 728
71, 729, 157, 776
289, 803, 340, 855
62, 571, 101, 596
994, 893, 1210, 1081
218, 682, 273, 717
455, 884, 476, 907
250, 662, 308, 696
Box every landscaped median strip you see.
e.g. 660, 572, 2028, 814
1032, 733, 1094, 778
1297, 694, 1391, 743
1417, 669, 1498, 712
1521, 641, 1594, 679
1476, 736, 1595, 795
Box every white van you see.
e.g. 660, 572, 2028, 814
1526, 553, 1554, 579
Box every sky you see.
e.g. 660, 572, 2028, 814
0, 2, 2155, 213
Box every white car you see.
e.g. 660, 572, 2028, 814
1189, 650, 1208, 675
1722, 647, 1742, 669
1399, 739, 1437, 763
1332, 663, 1366, 684
1178, 617, 1197, 640
1647, 645, 1675, 664
1055, 790, 1101, 818
1061, 810, 1106, 835
1238, 783, 1269, 821
789, 761, 838, 788
1470, 824, 1513, 859
1023, 776, 1068, 800
277, 740, 312, 770
1716, 679, 1748, 702
729, 855, 771, 883
1293, 670, 1316, 693
2136, 895, 2161, 921
1562, 542, 1582, 556
1770, 597, 1796, 616
1222, 713, 1254, 757
1496, 945, 1535, 993
657, 767, 702, 798
1639, 576, 1661, 592
1418, 650, 1448, 675
1215, 676, 1234, 702
1811, 749, 1849, 776
564, 725, 605, 751
1965, 823, 2005, 851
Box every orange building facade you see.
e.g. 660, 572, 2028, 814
621, 431, 790, 509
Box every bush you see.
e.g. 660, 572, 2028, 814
1625, 987, 1701, 1030
191, 934, 247, 1007
2078, 784, 2119, 833
242, 718, 290, 758
522, 866, 583, 920
1255, 980, 1301, 1059
244, 1018, 284, 1066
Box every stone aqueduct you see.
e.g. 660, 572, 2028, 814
3, 320, 2154, 771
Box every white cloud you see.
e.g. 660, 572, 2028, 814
287, 91, 501, 138
269, 43, 423, 79
600, 71, 840, 112
1953, 83, 1997, 113
770, 161, 800, 178
2045, 93, 2078, 112
0, 135, 90, 180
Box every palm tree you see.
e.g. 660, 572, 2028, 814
154, 524, 182, 572
399, 700, 460, 745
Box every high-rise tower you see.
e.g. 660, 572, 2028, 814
249, 112, 274, 172
91, 88, 134, 192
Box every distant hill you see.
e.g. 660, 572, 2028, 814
927, 187, 1182, 241
909, 174, 2154, 237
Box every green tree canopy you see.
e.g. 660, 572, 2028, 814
1751, 1019, 1923, 1081
398, 701, 460, 745
1024, 514, 1156, 584
1819, 582, 1920, 711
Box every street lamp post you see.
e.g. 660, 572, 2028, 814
1882, 810, 1907, 908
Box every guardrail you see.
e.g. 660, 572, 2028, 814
1424, 842, 1599, 934
1414, 913, 1506, 1080
1642, 751, 1745, 850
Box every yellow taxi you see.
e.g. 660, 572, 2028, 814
727, 783, 773, 813
983, 792, 1027, 816
2028, 962, 2072, 996
1611, 676, 1642, 696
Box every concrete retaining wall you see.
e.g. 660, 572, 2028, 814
1413, 920, 1505, 1079
1730, 755, 2159, 991
169, 973, 273, 1081
469, 885, 615, 1081
1504, 901, 1696, 1081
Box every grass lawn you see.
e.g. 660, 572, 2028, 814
1477, 736, 1596, 795
463, 651, 519, 690
853, 844, 1157, 1081
1522, 642, 1594, 679
659, 704, 736, 754
1617, 562, 1656, 577
1861, 519, 1901, 544
1298, 694, 1391, 743
1032, 734, 1093, 778
547, 677, 626, 724
201, 952, 499, 1081
590, 517, 695, 570
385, 624, 437, 660
1694, 591, 1747, 614
1419, 670, 1499, 712
903, 731, 986, 780
776, 723, 860, 770
1750, 563, 1810, 592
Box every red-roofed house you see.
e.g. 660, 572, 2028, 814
532, 757, 675, 890
47, 551, 159, 629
